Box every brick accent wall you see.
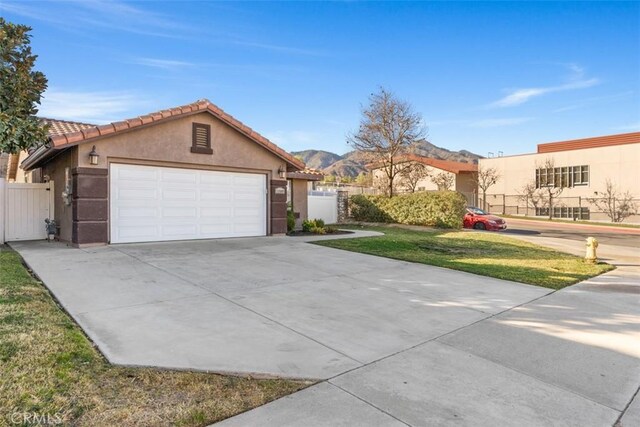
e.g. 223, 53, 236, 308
270, 179, 287, 234
72, 168, 108, 245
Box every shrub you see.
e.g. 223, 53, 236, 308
324, 226, 338, 234
302, 219, 314, 232
310, 226, 327, 235
313, 218, 325, 228
287, 210, 296, 233
349, 191, 466, 228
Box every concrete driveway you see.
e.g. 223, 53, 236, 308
11, 232, 639, 426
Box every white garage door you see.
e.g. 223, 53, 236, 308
110, 164, 266, 243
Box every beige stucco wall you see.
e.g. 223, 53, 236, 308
76, 112, 288, 177
34, 111, 310, 240
372, 163, 465, 193
479, 143, 640, 198
291, 179, 308, 229
41, 148, 77, 242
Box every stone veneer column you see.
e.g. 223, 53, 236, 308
337, 190, 349, 223
270, 179, 288, 234
72, 168, 108, 245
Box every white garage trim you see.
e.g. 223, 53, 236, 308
110, 163, 266, 243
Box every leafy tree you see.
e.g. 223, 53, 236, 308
431, 172, 454, 191
323, 174, 336, 183
588, 179, 638, 223
474, 166, 500, 210
347, 87, 425, 197
0, 18, 48, 154
355, 172, 372, 187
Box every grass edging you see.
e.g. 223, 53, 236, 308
0, 247, 309, 427
313, 226, 614, 289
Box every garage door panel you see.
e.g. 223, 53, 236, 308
119, 188, 158, 200
161, 170, 198, 184
200, 173, 234, 186
116, 207, 158, 218
117, 225, 159, 239
110, 164, 266, 243
200, 189, 233, 201
201, 207, 234, 218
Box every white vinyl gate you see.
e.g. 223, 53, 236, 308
1, 181, 54, 242
307, 192, 338, 224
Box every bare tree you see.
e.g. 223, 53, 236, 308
518, 181, 545, 215
537, 158, 566, 220
474, 166, 500, 210
347, 88, 425, 197
431, 172, 454, 191
398, 162, 431, 193
588, 179, 638, 222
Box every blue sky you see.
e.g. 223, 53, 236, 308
2, 1, 639, 156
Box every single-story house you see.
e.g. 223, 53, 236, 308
370, 154, 478, 202
21, 99, 314, 246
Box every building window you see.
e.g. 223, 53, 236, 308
191, 123, 213, 154
535, 164, 589, 188
535, 206, 590, 219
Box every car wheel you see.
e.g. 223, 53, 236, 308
473, 222, 486, 230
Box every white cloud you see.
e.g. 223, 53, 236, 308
38, 89, 151, 124
467, 117, 533, 128
429, 117, 533, 128
613, 122, 640, 131
2, 0, 191, 39
265, 130, 319, 148
489, 64, 600, 108
132, 57, 196, 70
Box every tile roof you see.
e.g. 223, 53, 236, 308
40, 117, 96, 136
286, 168, 324, 181
371, 154, 478, 174
537, 132, 640, 154
45, 99, 305, 170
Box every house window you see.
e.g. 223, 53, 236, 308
191, 123, 212, 154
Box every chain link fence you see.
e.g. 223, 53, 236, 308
479, 194, 640, 224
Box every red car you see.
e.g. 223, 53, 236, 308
463, 207, 507, 231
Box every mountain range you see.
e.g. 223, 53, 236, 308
292, 139, 482, 177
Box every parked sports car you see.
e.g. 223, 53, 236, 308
463, 207, 507, 231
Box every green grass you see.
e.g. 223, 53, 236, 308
501, 214, 640, 229
0, 248, 308, 427
315, 226, 614, 289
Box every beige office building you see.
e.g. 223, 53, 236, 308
478, 132, 640, 223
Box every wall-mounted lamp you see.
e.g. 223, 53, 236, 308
278, 165, 286, 179
88, 145, 99, 165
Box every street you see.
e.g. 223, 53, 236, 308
502, 217, 640, 249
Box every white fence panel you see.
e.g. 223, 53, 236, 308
4, 182, 53, 242
308, 193, 338, 224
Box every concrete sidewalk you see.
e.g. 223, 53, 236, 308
216, 236, 640, 426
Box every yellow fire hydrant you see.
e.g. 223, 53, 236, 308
585, 237, 598, 264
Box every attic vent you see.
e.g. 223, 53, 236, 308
191, 123, 213, 154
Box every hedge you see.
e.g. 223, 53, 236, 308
349, 192, 467, 228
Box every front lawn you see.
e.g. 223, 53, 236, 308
0, 248, 308, 427
314, 226, 613, 289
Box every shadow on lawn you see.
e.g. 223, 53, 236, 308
318, 230, 613, 289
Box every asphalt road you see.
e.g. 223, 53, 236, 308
502, 217, 640, 249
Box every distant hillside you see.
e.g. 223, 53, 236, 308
291, 150, 342, 170
293, 139, 482, 177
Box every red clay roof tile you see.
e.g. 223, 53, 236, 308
42, 99, 305, 170
537, 132, 640, 153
